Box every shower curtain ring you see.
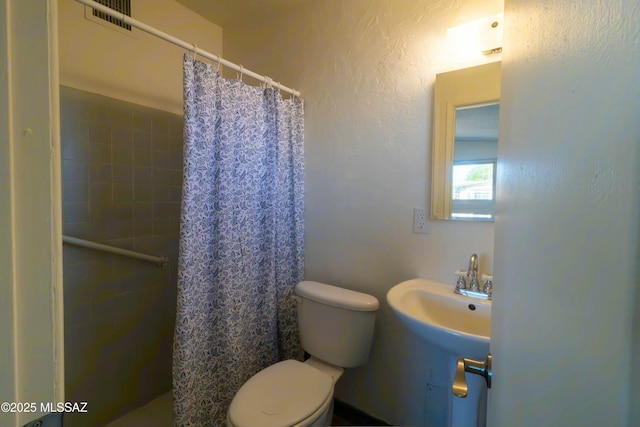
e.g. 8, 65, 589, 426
191, 44, 198, 61
238, 65, 244, 81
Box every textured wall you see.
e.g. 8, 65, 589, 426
224, 1, 502, 424
491, 0, 640, 426
58, 0, 223, 114
61, 86, 182, 426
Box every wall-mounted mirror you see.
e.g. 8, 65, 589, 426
431, 61, 501, 221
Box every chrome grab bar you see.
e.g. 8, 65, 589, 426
62, 235, 169, 267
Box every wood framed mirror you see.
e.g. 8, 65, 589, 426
431, 61, 501, 221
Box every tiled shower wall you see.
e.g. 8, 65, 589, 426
61, 86, 182, 427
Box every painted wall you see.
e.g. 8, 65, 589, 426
58, 0, 223, 114
491, 0, 640, 426
223, 1, 503, 424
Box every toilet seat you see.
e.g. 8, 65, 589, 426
228, 360, 333, 427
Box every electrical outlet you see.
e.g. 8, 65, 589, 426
413, 207, 429, 234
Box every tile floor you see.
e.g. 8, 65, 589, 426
105, 392, 173, 427
105, 391, 388, 426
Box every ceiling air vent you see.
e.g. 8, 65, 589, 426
92, 0, 131, 31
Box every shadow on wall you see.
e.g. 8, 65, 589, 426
60, 86, 183, 427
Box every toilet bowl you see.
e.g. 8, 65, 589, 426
227, 281, 379, 427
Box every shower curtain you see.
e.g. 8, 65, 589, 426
173, 55, 305, 426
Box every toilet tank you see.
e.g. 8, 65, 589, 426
295, 281, 379, 368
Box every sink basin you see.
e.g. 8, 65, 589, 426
387, 278, 491, 356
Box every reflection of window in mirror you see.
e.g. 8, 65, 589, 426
452, 162, 495, 219
451, 103, 499, 220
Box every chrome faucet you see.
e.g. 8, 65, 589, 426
467, 253, 479, 291
454, 253, 492, 300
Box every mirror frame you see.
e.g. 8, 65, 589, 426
431, 61, 502, 220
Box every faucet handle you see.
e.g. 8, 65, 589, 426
483, 279, 493, 295
454, 270, 467, 289
481, 274, 493, 296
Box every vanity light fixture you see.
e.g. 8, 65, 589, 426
481, 17, 503, 55
447, 13, 504, 59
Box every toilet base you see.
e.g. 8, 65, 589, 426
305, 399, 333, 426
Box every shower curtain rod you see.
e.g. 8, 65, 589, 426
74, 0, 300, 97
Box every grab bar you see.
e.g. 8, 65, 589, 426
62, 235, 169, 267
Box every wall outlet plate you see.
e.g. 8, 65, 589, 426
413, 207, 429, 234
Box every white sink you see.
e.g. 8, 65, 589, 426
387, 278, 491, 356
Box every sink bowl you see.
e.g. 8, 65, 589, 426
387, 278, 491, 356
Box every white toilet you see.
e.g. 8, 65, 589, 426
227, 280, 379, 427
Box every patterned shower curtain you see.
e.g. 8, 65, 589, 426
173, 55, 305, 426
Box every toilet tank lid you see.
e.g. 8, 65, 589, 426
295, 281, 379, 312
